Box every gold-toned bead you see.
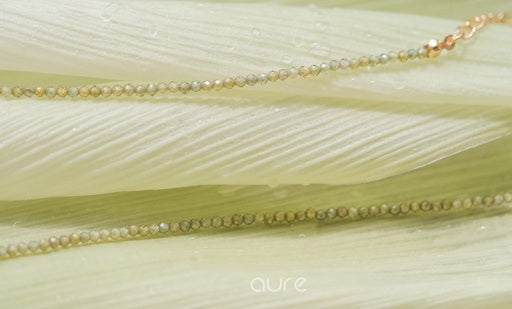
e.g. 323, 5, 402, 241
473, 196, 483, 206
359, 207, 369, 218
211, 217, 222, 227
274, 211, 285, 222
285, 211, 295, 222
432, 201, 441, 211
339, 58, 350, 69
57, 86, 68, 97
12, 86, 23, 97
200, 218, 212, 228
348, 207, 359, 218
425, 39, 441, 58
235, 76, 247, 87
190, 219, 201, 230
298, 66, 309, 77
232, 214, 243, 225
79, 232, 90, 243
59, 235, 70, 247
46, 87, 57, 98
278, 69, 289, 80
504, 193, 512, 202
39, 239, 50, 251
223, 78, 235, 89
147, 83, 157, 96
49, 236, 59, 249
123, 84, 135, 96
369, 55, 379, 66
28, 241, 39, 252
119, 227, 129, 238
135, 85, 146, 96
24, 88, 34, 97
246, 74, 258, 86
337, 207, 348, 218
149, 224, 159, 234
90, 231, 100, 242
138, 225, 150, 236
101, 86, 112, 97
90, 86, 101, 97
157, 82, 168, 93
442, 200, 452, 210
222, 216, 232, 227
420, 200, 432, 211
390, 204, 400, 215
400, 203, 410, 214
201, 80, 213, 90
380, 204, 390, 214
18, 242, 28, 254
7, 244, 18, 257
254, 213, 265, 223
170, 222, 180, 232
326, 208, 337, 219
128, 224, 138, 236
268, 71, 279, 82
110, 228, 121, 239
295, 211, 306, 222
410, 201, 420, 212
452, 200, 462, 209
112, 84, 123, 96
243, 214, 255, 225
417, 47, 427, 58
463, 198, 472, 208
159, 222, 170, 233
358, 56, 369, 67
309, 65, 320, 76
398, 50, 409, 62
257, 73, 268, 83
79, 86, 90, 97
168, 82, 179, 93
179, 220, 191, 232
316, 210, 327, 220
495, 194, 504, 204
190, 81, 202, 92
213, 80, 224, 90
68, 87, 79, 97
264, 213, 274, 224
35, 87, 45, 97
349, 58, 360, 69
369, 205, 379, 216
305, 208, 316, 220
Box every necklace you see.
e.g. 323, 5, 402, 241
1, 191, 510, 260
1, 12, 510, 260
0, 12, 510, 99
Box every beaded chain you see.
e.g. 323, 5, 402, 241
0, 13, 510, 99
1, 192, 510, 260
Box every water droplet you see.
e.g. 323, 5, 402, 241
480, 225, 486, 230
251, 28, 261, 37
274, 107, 280, 112
282, 55, 292, 64
315, 22, 327, 31
310, 42, 330, 57
102, 3, 119, 22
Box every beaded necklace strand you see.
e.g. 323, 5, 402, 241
0, 13, 510, 99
